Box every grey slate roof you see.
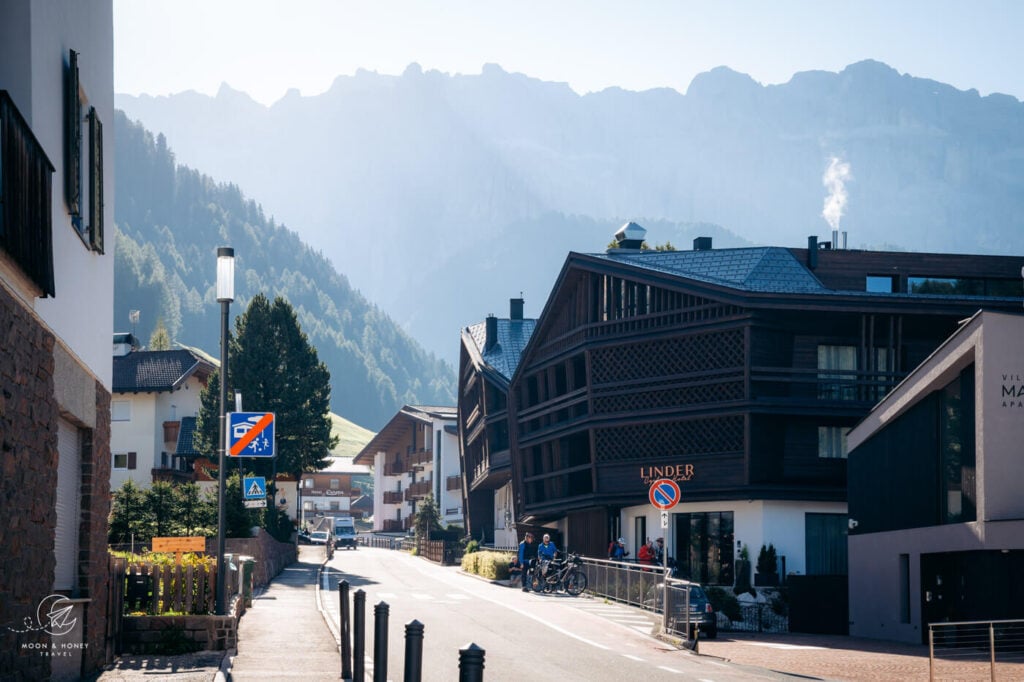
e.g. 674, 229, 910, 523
112, 349, 212, 393
591, 247, 827, 294
175, 416, 200, 457
467, 318, 537, 379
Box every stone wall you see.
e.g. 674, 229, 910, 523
219, 528, 297, 587
0, 282, 59, 682
0, 282, 112, 679
121, 615, 237, 654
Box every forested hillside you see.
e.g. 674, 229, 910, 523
113, 112, 455, 429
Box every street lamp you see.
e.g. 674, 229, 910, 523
215, 246, 234, 615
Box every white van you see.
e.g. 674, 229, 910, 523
334, 516, 358, 549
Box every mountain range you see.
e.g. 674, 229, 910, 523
114, 113, 455, 430
116, 59, 1024, 363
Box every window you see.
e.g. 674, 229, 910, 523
304, 479, 313, 488
818, 345, 857, 400
55, 419, 83, 591
673, 511, 734, 585
330, 478, 339, 489
866, 276, 895, 293
303, 501, 314, 511
64, 49, 103, 253
329, 501, 339, 511
818, 426, 849, 459
111, 400, 131, 421
899, 554, 911, 623
112, 452, 137, 470
940, 371, 976, 524
805, 513, 848, 575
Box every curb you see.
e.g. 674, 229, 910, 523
315, 554, 342, 646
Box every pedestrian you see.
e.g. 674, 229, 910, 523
654, 537, 665, 565
536, 533, 558, 581
638, 538, 656, 567
515, 532, 536, 592
607, 537, 628, 560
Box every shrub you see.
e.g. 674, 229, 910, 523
757, 543, 778, 575
461, 550, 514, 580
708, 586, 743, 622
464, 539, 480, 554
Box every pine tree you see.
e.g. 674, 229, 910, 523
149, 317, 171, 350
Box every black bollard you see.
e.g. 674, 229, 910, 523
339, 579, 351, 680
458, 642, 485, 682
373, 601, 390, 682
353, 589, 366, 682
403, 619, 424, 682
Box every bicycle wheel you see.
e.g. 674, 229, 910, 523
565, 569, 588, 596
531, 572, 546, 592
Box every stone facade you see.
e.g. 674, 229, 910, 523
0, 282, 112, 678
121, 615, 237, 654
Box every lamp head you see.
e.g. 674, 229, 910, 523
216, 247, 235, 302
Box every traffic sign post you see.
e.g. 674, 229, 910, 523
243, 475, 267, 508
228, 412, 276, 458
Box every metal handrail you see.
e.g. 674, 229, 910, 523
928, 618, 1024, 682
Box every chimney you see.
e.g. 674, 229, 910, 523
693, 237, 713, 251
807, 236, 818, 269
510, 297, 524, 321
832, 229, 839, 250
842, 231, 848, 249
484, 315, 497, 351
608, 221, 647, 252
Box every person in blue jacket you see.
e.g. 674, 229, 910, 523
536, 533, 558, 561
515, 532, 536, 592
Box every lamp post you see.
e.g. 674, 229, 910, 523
214, 246, 234, 615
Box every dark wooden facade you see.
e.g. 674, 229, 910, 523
508, 242, 1024, 559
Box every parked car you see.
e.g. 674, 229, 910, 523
666, 582, 718, 639
309, 530, 330, 545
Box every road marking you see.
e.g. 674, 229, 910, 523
411, 593, 433, 600
744, 642, 825, 650
657, 666, 682, 674
621, 654, 644, 661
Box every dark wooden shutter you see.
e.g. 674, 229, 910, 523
88, 107, 103, 253
127, 452, 137, 470
64, 50, 81, 218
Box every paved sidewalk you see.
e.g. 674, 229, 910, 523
226, 547, 340, 680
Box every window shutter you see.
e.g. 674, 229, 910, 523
64, 50, 81, 217
127, 452, 137, 470
88, 107, 103, 253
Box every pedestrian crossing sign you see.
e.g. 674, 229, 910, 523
243, 476, 266, 500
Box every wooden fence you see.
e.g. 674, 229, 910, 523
110, 555, 234, 616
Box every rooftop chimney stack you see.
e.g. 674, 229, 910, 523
510, 297, 524, 321
807, 236, 818, 269
693, 237, 713, 251
484, 314, 498, 351
608, 221, 647, 252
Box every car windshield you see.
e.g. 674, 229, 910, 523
311, 532, 328, 540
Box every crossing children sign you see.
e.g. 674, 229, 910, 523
228, 412, 276, 458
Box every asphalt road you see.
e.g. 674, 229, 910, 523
320, 547, 799, 682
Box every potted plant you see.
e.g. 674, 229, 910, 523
755, 543, 779, 586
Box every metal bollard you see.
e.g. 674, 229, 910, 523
339, 580, 351, 680
354, 589, 366, 682
373, 601, 390, 682
458, 642, 485, 682
403, 620, 424, 682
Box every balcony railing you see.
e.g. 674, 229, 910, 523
384, 461, 407, 476
446, 475, 462, 492
0, 91, 56, 296
382, 491, 403, 504
404, 480, 432, 501
408, 449, 432, 467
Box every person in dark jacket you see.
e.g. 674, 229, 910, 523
515, 532, 537, 592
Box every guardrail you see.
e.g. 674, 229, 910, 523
929, 619, 1024, 681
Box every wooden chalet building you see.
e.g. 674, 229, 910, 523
508, 222, 1024, 587
457, 298, 536, 546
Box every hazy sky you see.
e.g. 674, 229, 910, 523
115, 1, 1024, 106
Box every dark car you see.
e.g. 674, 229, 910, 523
666, 583, 718, 639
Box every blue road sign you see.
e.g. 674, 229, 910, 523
243, 476, 267, 500
228, 412, 276, 458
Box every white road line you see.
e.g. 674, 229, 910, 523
411, 593, 434, 600
621, 654, 644, 661
657, 666, 682, 674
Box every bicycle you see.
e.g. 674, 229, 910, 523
532, 552, 588, 596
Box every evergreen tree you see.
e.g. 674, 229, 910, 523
172, 482, 215, 536
108, 479, 150, 545
196, 294, 337, 481
149, 317, 171, 350
412, 493, 443, 541
145, 481, 177, 539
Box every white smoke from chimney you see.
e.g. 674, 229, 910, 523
822, 156, 852, 231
